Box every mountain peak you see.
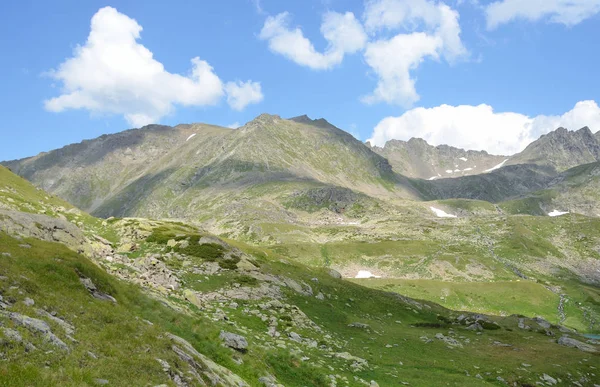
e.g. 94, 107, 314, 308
510, 125, 600, 171
289, 114, 312, 123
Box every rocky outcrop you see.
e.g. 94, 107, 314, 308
0, 209, 88, 254
0, 311, 69, 351
557, 336, 598, 353
166, 333, 248, 386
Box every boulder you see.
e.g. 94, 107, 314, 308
557, 336, 598, 353
220, 331, 248, 352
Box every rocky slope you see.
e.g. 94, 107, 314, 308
508, 126, 600, 172
370, 137, 507, 180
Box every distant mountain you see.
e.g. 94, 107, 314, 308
370, 137, 507, 180
508, 127, 600, 172
3, 115, 421, 230
5, 117, 600, 223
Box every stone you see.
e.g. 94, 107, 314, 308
348, 322, 370, 329
315, 292, 325, 300
1, 327, 23, 343
23, 298, 35, 306
288, 332, 302, 342
541, 374, 557, 385
94, 379, 109, 385
36, 309, 75, 335
557, 336, 598, 353
465, 322, 482, 331
0, 311, 68, 351
79, 277, 117, 303
166, 239, 177, 248
435, 333, 462, 348
220, 331, 248, 352
327, 269, 342, 279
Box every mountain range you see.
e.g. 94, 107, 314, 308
1, 114, 600, 386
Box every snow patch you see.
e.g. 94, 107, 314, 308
445, 170, 453, 174
453, 169, 460, 173
430, 207, 457, 218
355, 270, 381, 279
548, 210, 569, 217
428, 176, 438, 181
463, 168, 473, 171
186, 133, 197, 142
459, 157, 468, 162
484, 159, 508, 173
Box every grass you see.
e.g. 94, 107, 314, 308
351, 278, 561, 323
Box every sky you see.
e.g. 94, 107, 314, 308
1, 0, 600, 160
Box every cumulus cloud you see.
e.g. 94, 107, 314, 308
44, 6, 262, 127
362, 0, 467, 106
225, 81, 264, 111
258, 11, 367, 70
367, 100, 600, 155
486, 0, 600, 29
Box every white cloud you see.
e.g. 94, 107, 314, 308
367, 100, 600, 155
227, 122, 241, 129
486, 0, 600, 29
362, 32, 441, 106
361, 0, 467, 106
258, 11, 367, 70
44, 6, 262, 127
225, 81, 264, 111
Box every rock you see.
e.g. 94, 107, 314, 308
541, 374, 557, 385
282, 278, 312, 296
220, 331, 248, 352
370, 381, 379, 387
1, 327, 23, 343
87, 351, 98, 359
288, 332, 302, 342
36, 309, 75, 335
1, 252, 11, 257
315, 292, 325, 300
327, 269, 342, 279
518, 318, 531, 330
166, 333, 248, 386
465, 322, 482, 331
258, 375, 278, 386
166, 239, 177, 248
435, 333, 462, 348
23, 298, 35, 306
348, 322, 370, 329
0, 311, 69, 351
334, 352, 368, 371
79, 277, 117, 303
534, 317, 552, 329
557, 336, 598, 353
94, 379, 109, 385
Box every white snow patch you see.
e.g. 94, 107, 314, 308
445, 170, 453, 174
463, 168, 473, 171
428, 176, 438, 181
459, 157, 468, 162
355, 270, 381, 279
484, 159, 509, 173
454, 169, 460, 173
430, 207, 457, 218
548, 210, 569, 217
186, 133, 197, 142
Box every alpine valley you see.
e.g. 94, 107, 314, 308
1, 114, 599, 386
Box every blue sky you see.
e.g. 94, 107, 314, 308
1, 0, 600, 160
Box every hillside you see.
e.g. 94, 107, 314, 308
4, 162, 600, 386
